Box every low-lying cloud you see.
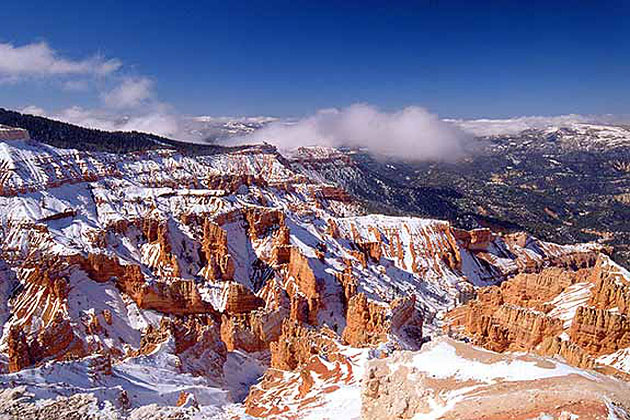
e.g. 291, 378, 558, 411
19, 102, 180, 138
45, 106, 179, 137
238, 104, 470, 161
21, 98, 180, 139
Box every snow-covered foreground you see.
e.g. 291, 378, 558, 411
1, 336, 628, 419
362, 337, 630, 420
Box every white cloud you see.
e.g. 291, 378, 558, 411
236, 104, 469, 161
101, 77, 154, 109
8, 41, 181, 139
18, 77, 181, 138
0, 41, 121, 80
19, 105, 46, 116
28, 105, 180, 138
62, 79, 91, 92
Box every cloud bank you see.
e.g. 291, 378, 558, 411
238, 104, 469, 161
20, 94, 180, 139
44, 106, 179, 137
8, 42, 628, 149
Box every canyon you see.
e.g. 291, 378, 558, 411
0, 119, 628, 419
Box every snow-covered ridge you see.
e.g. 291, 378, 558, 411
448, 114, 630, 138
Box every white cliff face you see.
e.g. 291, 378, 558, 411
0, 133, 624, 419
0, 125, 30, 141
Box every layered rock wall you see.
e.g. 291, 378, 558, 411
570, 307, 630, 356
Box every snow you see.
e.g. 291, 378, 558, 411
303, 347, 370, 420
598, 348, 630, 374
412, 386, 475, 420
599, 254, 630, 286
0, 339, 231, 413
410, 339, 595, 383
249, 344, 371, 420
606, 398, 630, 420
222, 350, 267, 402
450, 117, 630, 146
547, 282, 594, 329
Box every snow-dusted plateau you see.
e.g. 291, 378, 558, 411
0, 111, 629, 419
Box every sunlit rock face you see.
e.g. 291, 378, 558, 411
0, 127, 628, 419
446, 253, 630, 381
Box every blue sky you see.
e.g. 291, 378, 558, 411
1, 0, 629, 120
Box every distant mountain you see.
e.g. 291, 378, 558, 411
0, 108, 172, 153
180, 115, 279, 143
0, 108, 263, 155
295, 124, 630, 268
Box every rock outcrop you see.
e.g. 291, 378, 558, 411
200, 220, 234, 282
0, 125, 29, 141
222, 282, 264, 314
569, 307, 630, 356
342, 293, 389, 347
7, 313, 86, 372
1, 129, 628, 417
588, 259, 630, 315
135, 316, 226, 378
537, 336, 595, 370
270, 320, 341, 371
453, 228, 494, 252
464, 303, 563, 352
4, 261, 87, 372
220, 308, 287, 352
496, 268, 590, 310
341, 292, 423, 348
75, 253, 127, 283
116, 266, 217, 315
361, 337, 630, 420
285, 248, 321, 325
243, 207, 285, 240
447, 254, 630, 377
